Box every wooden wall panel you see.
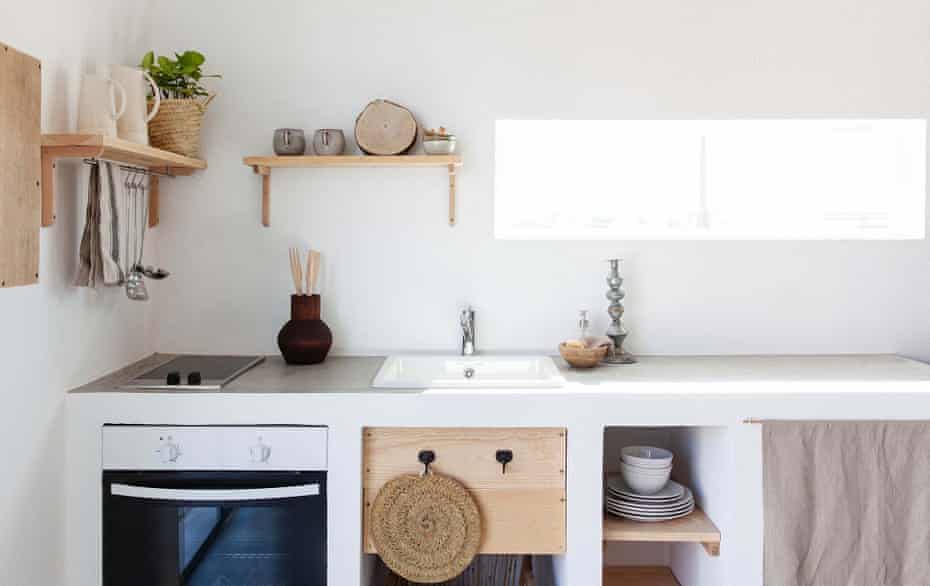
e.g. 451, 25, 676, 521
0, 42, 41, 287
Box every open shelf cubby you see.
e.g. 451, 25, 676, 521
603, 426, 729, 586
603, 566, 680, 586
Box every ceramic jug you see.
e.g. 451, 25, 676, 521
112, 65, 160, 145
77, 73, 126, 137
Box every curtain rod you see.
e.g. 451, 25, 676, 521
82, 158, 175, 178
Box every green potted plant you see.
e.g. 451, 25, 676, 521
140, 50, 220, 158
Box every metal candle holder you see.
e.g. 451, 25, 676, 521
602, 258, 636, 365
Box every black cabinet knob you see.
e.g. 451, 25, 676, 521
166, 371, 181, 386
187, 371, 202, 386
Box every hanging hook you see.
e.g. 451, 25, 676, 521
418, 450, 436, 476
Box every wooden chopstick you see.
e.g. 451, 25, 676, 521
288, 248, 302, 294
308, 250, 320, 295
295, 248, 304, 294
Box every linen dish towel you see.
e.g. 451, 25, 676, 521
763, 421, 930, 586
74, 162, 122, 287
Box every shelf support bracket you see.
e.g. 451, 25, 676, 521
40, 145, 100, 227
253, 165, 271, 226
148, 175, 160, 227
448, 163, 457, 226
702, 541, 720, 557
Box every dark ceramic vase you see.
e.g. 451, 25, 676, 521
277, 294, 333, 364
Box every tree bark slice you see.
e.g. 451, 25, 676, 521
355, 99, 418, 156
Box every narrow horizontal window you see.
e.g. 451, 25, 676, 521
494, 119, 926, 240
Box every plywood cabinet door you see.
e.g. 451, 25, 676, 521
0, 42, 41, 287
363, 427, 567, 554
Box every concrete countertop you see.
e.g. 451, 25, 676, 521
69, 353, 930, 394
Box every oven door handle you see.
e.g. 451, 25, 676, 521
110, 483, 320, 501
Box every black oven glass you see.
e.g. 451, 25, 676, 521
103, 471, 326, 586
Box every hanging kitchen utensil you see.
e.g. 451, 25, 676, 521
370, 466, 481, 584
124, 170, 148, 301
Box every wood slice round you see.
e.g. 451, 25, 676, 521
355, 99, 418, 155
370, 473, 481, 583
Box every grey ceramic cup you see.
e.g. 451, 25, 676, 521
312, 129, 346, 155
273, 128, 306, 156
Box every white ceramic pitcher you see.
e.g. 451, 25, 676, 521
77, 72, 126, 137
111, 65, 160, 145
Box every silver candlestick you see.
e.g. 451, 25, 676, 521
602, 258, 636, 365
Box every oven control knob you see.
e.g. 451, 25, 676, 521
159, 442, 181, 463
250, 442, 271, 464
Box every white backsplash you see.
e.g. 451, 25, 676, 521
148, 0, 930, 359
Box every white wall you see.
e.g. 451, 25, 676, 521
148, 0, 930, 359
0, 2, 153, 584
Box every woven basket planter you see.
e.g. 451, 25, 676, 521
147, 96, 213, 158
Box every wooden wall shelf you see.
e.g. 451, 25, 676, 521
603, 509, 721, 557
242, 155, 463, 227
603, 566, 681, 586
41, 134, 207, 228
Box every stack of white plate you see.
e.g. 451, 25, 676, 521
605, 475, 695, 522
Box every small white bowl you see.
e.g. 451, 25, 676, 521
423, 136, 457, 155
621, 445, 673, 469
620, 460, 671, 495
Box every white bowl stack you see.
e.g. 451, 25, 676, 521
620, 445, 673, 494
605, 445, 695, 522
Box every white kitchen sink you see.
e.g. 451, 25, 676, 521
372, 355, 567, 389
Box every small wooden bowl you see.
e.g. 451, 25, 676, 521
559, 343, 608, 368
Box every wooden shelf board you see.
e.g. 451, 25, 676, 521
243, 154, 461, 168
603, 566, 680, 586
242, 154, 463, 227
40, 134, 206, 227
43, 134, 207, 171
603, 508, 720, 556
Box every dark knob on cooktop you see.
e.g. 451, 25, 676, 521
187, 372, 202, 386
166, 372, 181, 386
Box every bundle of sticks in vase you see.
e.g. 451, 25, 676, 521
289, 247, 321, 296
278, 247, 332, 365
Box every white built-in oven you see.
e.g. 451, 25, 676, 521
102, 425, 327, 586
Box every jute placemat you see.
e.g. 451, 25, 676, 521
371, 473, 482, 584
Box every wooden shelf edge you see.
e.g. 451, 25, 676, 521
42, 134, 207, 170
603, 566, 680, 586
242, 154, 462, 168
40, 134, 206, 228
603, 508, 721, 557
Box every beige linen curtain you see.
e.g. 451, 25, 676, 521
764, 422, 930, 586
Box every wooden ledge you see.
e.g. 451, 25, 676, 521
603, 508, 721, 557
40, 134, 206, 227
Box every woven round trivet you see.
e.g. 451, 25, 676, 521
370, 473, 481, 584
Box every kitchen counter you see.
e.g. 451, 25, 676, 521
67, 353, 930, 586
70, 352, 930, 394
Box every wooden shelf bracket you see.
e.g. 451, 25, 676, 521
254, 165, 271, 227
448, 163, 457, 226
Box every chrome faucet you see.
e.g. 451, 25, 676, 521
460, 306, 476, 356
